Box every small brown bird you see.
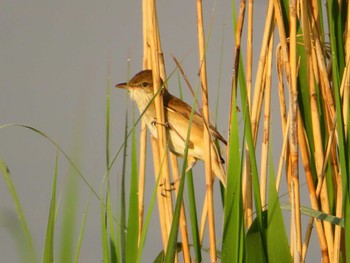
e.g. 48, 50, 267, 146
116, 70, 227, 187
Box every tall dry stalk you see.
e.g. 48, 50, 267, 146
196, 0, 217, 261
143, 0, 174, 255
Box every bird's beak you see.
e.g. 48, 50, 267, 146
115, 82, 128, 89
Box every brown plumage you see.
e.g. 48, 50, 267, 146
116, 70, 227, 187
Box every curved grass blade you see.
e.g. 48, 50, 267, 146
0, 123, 100, 202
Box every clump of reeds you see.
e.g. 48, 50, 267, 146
133, 1, 350, 262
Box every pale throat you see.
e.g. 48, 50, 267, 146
128, 88, 158, 138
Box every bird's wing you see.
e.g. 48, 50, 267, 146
163, 90, 227, 145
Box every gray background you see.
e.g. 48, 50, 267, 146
0, 1, 319, 262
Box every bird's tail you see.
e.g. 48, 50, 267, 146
211, 144, 227, 188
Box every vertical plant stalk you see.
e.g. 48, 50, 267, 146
300, 2, 334, 260
138, 0, 150, 246
297, 110, 329, 263
170, 154, 191, 262
260, 33, 274, 210
273, 0, 301, 259
235, 0, 253, 229
150, 137, 169, 245
276, 113, 290, 191
245, 0, 253, 222
333, 172, 343, 263
143, 0, 174, 254
243, 2, 273, 227
246, 0, 253, 106
250, 1, 274, 144
196, 0, 216, 261
276, 43, 292, 195
289, 1, 302, 261
343, 2, 350, 138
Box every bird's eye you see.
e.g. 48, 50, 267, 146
141, 82, 148, 87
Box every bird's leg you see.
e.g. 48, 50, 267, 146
159, 179, 176, 197
151, 118, 170, 129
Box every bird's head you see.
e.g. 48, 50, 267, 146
115, 70, 154, 97
116, 70, 162, 112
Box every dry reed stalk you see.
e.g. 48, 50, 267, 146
232, 0, 253, 228
276, 113, 290, 191
251, 1, 274, 144
244, 1, 273, 216
276, 44, 293, 194
232, 0, 253, 229
274, 0, 298, 257
297, 110, 329, 263
346, 2, 350, 61
246, 0, 253, 106
289, 0, 302, 259
260, 33, 274, 210
143, 0, 174, 255
199, 192, 208, 244
300, 2, 334, 260
150, 137, 170, 248
309, 0, 321, 35
302, 217, 313, 262
138, 0, 150, 244
277, 43, 297, 260
313, 35, 336, 120
242, 156, 253, 227
340, 65, 349, 138
196, 0, 217, 261
310, 17, 344, 262
290, 180, 297, 261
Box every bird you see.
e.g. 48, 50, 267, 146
115, 70, 227, 187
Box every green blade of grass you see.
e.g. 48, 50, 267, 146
246, 213, 267, 263
120, 107, 129, 263
164, 88, 197, 263
0, 123, 101, 204
74, 189, 92, 263
59, 164, 79, 263
222, 3, 246, 261
163, 159, 187, 262
136, 169, 161, 263
280, 203, 344, 228
42, 147, 59, 263
105, 81, 118, 263
327, 1, 350, 260
100, 195, 111, 263
222, 64, 244, 262
267, 146, 292, 263
186, 169, 202, 262
0, 159, 37, 263
125, 110, 139, 263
